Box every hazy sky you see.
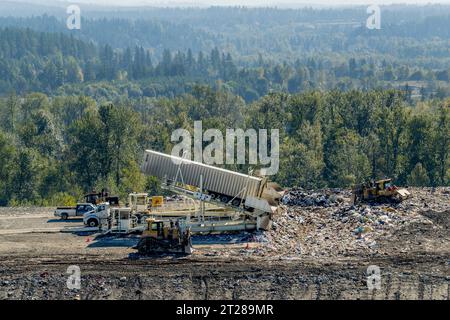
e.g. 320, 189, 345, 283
12, 0, 450, 7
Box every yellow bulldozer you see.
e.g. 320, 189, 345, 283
352, 178, 411, 204
135, 218, 192, 255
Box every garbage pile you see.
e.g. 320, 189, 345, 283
281, 188, 349, 207
193, 187, 449, 259
251, 187, 450, 259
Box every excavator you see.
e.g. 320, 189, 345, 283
84, 189, 120, 206
352, 178, 411, 204
135, 218, 193, 255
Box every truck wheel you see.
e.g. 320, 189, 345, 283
87, 219, 98, 227
61, 213, 68, 220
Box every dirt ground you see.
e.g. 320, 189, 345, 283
0, 188, 448, 300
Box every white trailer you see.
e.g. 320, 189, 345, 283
141, 150, 284, 214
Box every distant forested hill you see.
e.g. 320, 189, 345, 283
1, 25, 449, 101
1, 5, 450, 64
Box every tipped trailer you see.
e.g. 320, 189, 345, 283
141, 150, 284, 215
140, 150, 284, 231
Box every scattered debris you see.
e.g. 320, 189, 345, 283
282, 187, 346, 207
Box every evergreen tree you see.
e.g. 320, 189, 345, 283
407, 163, 430, 186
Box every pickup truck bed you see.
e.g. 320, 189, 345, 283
54, 203, 96, 220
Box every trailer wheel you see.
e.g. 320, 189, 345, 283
231, 198, 241, 207
87, 218, 98, 227
220, 195, 230, 203
61, 213, 68, 220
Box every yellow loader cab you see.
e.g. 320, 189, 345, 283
143, 218, 180, 240
136, 218, 192, 255
353, 178, 411, 204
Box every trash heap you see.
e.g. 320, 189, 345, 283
251, 187, 450, 259
281, 187, 348, 207
194, 187, 449, 259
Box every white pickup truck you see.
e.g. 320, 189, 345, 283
54, 203, 96, 220
83, 203, 110, 227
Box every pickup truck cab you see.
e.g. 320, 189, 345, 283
54, 203, 96, 220
83, 203, 110, 228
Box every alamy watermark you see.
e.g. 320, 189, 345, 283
366, 265, 381, 291
366, 5, 381, 30
66, 5, 81, 30
171, 121, 279, 176
66, 265, 81, 290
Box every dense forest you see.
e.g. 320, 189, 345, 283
0, 4, 448, 205
1, 27, 450, 102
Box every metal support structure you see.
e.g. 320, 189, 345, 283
143, 151, 272, 233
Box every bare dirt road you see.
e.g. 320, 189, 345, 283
0, 188, 448, 300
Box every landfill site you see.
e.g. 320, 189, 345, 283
0, 150, 449, 300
